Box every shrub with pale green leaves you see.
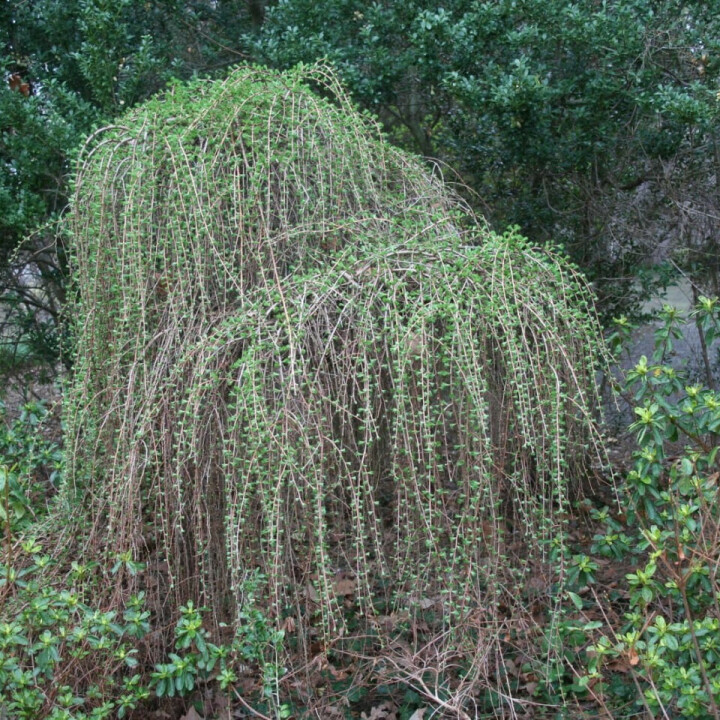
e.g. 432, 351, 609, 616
60, 63, 607, 716
565, 299, 720, 718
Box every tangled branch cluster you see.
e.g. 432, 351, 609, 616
63, 64, 606, 712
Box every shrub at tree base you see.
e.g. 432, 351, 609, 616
61, 63, 607, 715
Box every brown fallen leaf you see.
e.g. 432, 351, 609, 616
333, 576, 357, 596
179, 708, 203, 720
361, 702, 397, 719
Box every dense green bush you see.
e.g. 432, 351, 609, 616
0, 401, 61, 535
253, 0, 720, 319
556, 300, 720, 718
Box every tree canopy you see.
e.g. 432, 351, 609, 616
253, 0, 720, 316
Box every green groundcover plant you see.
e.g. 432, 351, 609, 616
0, 542, 286, 719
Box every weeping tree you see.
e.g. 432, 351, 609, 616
63, 63, 607, 715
